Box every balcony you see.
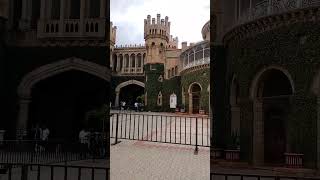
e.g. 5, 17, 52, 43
37, 18, 106, 39
236, 0, 320, 26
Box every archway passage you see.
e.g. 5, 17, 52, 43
119, 84, 144, 108
29, 70, 109, 141
191, 84, 201, 114
256, 69, 293, 165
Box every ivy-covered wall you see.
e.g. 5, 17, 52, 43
181, 68, 210, 113
144, 63, 164, 111
226, 21, 320, 168
162, 76, 181, 112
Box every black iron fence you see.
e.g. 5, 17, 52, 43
211, 173, 320, 180
0, 163, 109, 180
0, 140, 107, 165
110, 112, 210, 150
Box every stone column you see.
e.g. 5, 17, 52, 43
20, 0, 31, 30
100, 0, 106, 18
268, 0, 272, 14
17, 98, 31, 140
189, 93, 193, 114
202, 47, 205, 63
193, 50, 196, 65
117, 55, 121, 72
252, 99, 264, 166
59, 0, 65, 34
135, 54, 138, 73
80, 0, 86, 35
40, 0, 46, 19
238, 0, 242, 18
115, 91, 120, 107
317, 97, 320, 170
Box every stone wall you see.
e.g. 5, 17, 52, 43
226, 21, 320, 168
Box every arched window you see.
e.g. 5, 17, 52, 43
175, 66, 178, 75
168, 69, 171, 78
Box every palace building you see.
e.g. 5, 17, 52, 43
111, 14, 211, 114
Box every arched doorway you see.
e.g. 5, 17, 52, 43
119, 84, 144, 108
17, 58, 111, 140
251, 67, 294, 165
189, 83, 202, 114
114, 80, 145, 108
29, 70, 108, 140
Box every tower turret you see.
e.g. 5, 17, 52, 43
143, 14, 171, 111
144, 14, 170, 64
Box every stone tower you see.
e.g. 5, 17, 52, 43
143, 14, 170, 111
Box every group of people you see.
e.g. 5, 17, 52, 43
78, 128, 105, 158
31, 124, 50, 152
120, 101, 144, 111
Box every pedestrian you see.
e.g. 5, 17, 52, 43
79, 128, 89, 158
40, 125, 50, 152
134, 102, 138, 112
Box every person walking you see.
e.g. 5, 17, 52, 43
134, 102, 138, 112
79, 128, 89, 159
40, 125, 50, 152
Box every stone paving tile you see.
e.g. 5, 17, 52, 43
110, 139, 210, 180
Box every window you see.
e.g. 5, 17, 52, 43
175, 66, 178, 76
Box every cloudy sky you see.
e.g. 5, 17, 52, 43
111, 0, 210, 48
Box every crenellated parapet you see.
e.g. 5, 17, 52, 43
167, 35, 178, 49
144, 14, 170, 42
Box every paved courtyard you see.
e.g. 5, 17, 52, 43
110, 139, 210, 180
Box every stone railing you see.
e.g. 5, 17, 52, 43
182, 54, 210, 71
236, 0, 320, 26
115, 44, 146, 48
37, 18, 106, 39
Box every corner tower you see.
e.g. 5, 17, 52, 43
143, 14, 170, 111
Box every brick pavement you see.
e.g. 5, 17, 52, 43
110, 139, 210, 180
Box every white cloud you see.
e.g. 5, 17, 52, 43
111, 0, 210, 48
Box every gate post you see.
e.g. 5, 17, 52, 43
112, 113, 121, 145
194, 117, 199, 155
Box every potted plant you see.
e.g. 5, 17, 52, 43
225, 130, 240, 161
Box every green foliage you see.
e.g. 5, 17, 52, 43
181, 68, 210, 113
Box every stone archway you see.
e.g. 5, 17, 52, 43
250, 66, 294, 166
188, 82, 203, 114
16, 57, 111, 138
114, 80, 145, 107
